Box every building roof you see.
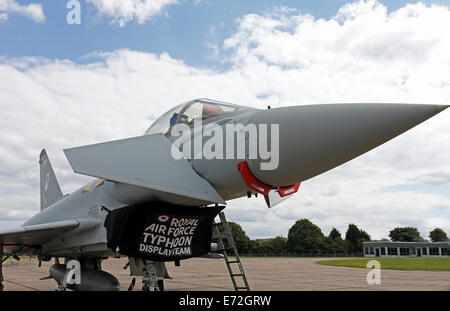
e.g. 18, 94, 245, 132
363, 241, 450, 248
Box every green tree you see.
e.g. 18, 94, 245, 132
429, 228, 449, 242
248, 239, 261, 254
227, 222, 251, 254
345, 224, 360, 249
287, 219, 325, 254
258, 236, 287, 254
326, 228, 349, 254
389, 227, 423, 242
345, 224, 371, 253
359, 230, 371, 241
323, 237, 338, 253
335, 238, 350, 254
329, 228, 342, 240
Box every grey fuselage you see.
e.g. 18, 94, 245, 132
22, 101, 448, 259
23, 106, 258, 258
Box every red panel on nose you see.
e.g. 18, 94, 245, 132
277, 183, 301, 197
238, 161, 300, 197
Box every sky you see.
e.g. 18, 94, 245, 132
1, 0, 450, 240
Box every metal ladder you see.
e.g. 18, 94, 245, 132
212, 212, 250, 291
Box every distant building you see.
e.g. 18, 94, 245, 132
363, 241, 450, 257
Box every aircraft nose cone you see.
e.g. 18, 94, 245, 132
247, 103, 448, 187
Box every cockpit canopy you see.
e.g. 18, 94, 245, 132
145, 99, 250, 135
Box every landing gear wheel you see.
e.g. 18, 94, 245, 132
157, 279, 164, 292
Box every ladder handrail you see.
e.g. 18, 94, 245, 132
212, 212, 250, 291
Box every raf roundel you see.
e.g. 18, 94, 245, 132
157, 215, 170, 224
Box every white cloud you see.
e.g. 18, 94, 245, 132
1, 1, 450, 240
87, 0, 178, 26
0, 0, 45, 23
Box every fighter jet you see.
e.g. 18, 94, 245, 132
0, 98, 447, 291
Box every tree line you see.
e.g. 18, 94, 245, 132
226, 219, 450, 256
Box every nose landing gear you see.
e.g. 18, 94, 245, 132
128, 257, 168, 291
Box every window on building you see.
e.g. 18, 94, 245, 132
429, 247, 439, 256
388, 247, 398, 256
370, 248, 374, 255
399, 248, 410, 256
440, 248, 449, 256
380, 247, 386, 255
364, 247, 369, 255
422, 247, 428, 256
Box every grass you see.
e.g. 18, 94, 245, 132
317, 257, 450, 271
2, 255, 30, 266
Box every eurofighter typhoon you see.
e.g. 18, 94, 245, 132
0, 98, 447, 291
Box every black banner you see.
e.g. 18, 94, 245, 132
3, 291, 448, 310
104, 202, 224, 261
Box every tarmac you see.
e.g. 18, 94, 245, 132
2, 257, 450, 291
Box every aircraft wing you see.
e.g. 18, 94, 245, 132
0, 220, 79, 252
63, 134, 225, 204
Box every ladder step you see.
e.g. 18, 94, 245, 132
214, 211, 250, 291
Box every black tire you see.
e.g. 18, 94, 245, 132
157, 280, 164, 291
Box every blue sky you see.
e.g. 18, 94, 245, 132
2, 0, 449, 68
